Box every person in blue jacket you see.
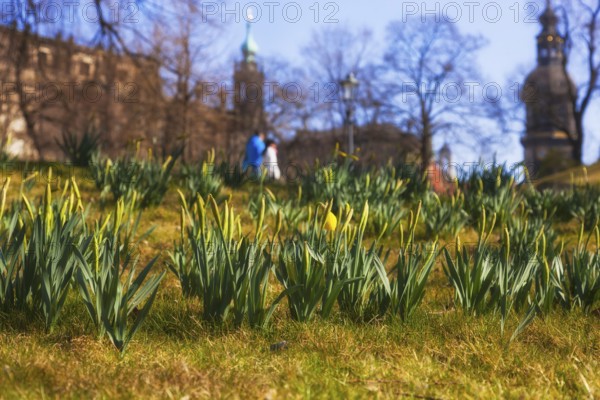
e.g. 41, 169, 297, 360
242, 131, 266, 177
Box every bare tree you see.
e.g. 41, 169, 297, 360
0, 1, 66, 158
147, 0, 223, 160
555, 0, 600, 163
356, 62, 390, 126
260, 56, 314, 140
382, 17, 491, 167
302, 25, 375, 130
0, 0, 225, 160
0, 0, 161, 159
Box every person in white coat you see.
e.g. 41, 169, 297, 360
263, 139, 281, 180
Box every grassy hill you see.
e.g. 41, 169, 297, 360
533, 162, 600, 187
0, 162, 598, 399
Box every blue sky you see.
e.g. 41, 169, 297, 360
217, 0, 597, 166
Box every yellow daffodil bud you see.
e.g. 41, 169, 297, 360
324, 211, 337, 232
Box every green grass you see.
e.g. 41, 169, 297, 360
1, 284, 598, 399
0, 167, 598, 399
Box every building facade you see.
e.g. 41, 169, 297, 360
0, 22, 267, 163
0, 26, 163, 160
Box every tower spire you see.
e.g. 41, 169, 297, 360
241, 18, 259, 64
540, 0, 558, 34
233, 10, 266, 144
536, 0, 563, 66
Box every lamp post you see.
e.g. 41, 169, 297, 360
340, 72, 359, 155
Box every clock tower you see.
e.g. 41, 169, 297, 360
521, 0, 577, 174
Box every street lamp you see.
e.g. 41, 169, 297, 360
340, 72, 359, 155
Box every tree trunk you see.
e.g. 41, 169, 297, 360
572, 112, 584, 164
23, 112, 44, 161
421, 110, 433, 170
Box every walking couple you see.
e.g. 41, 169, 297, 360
242, 131, 281, 180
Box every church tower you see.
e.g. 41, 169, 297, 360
521, 0, 577, 174
231, 20, 265, 153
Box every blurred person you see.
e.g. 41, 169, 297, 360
242, 131, 266, 178
263, 139, 281, 180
